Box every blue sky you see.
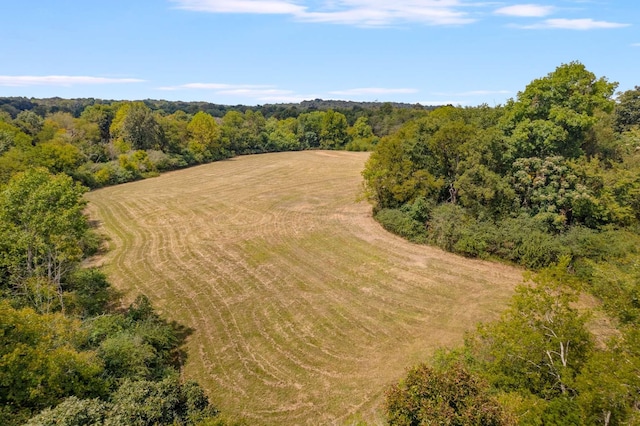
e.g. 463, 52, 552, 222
1, 0, 638, 106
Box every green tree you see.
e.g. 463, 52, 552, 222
31, 139, 84, 175
14, 110, 44, 137
346, 116, 377, 151
158, 110, 190, 155
80, 104, 116, 143
24, 396, 108, 426
428, 118, 477, 203
110, 102, 163, 150
362, 127, 443, 209
575, 338, 640, 426
0, 301, 104, 424
0, 120, 31, 155
187, 111, 226, 161
320, 109, 349, 149
266, 117, 300, 151
107, 376, 217, 425
0, 168, 89, 309
363, 106, 480, 209
501, 62, 617, 159
615, 86, 640, 132
297, 111, 324, 148
385, 362, 513, 425
220, 111, 246, 153
243, 110, 267, 153
26, 378, 218, 426
470, 266, 593, 400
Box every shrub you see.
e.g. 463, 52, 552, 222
427, 203, 472, 252
375, 208, 427, 243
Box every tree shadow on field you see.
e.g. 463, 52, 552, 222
169, 319, 195, 370
122, 294, 196, 372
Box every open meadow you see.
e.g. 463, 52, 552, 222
85, 151, 523, 424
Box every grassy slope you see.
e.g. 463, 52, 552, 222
85, 151, 522, 425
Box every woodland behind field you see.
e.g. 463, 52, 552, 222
2, 61, 640, 424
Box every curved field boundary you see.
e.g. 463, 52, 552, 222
85, 151, 522, 425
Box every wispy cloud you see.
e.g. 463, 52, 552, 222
172, 0, 475, 26
433, 89, 511, 96
329, 87, 418, 96
494, 4, 554, 17
171, 0, 304, 15
632, 43, 640, 47
0, 75, 144, 87
157, 82, 316, 103
158, 82, 420, 103
519, 18, 630, 30
418, 99, 468, 106
159, 83, 274, 91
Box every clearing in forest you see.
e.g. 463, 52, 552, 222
85, 151, 522, 425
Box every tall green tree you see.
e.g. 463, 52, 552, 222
14, 110, 44, 137
0, 168, 89, 310
187, 111, 226, 161
362, 125, 443, 209
110, 102, 163, 151
468, 266, 593, 408
385, 362, 513, 425
296, 111, 324, 148
266, 117, 299, 151
346, 116, 377, 151
80, 104, 116, 143
0, 301, 104, 425
501, 61, 617, 159
320, 109, 349, 149
615, 86, 640, 132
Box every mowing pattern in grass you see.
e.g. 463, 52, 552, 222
85, 151, 522, 425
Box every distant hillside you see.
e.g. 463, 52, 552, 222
0, 96, 436, 120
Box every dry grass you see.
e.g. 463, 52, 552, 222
85, 151, 523, 425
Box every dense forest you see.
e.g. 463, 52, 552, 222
2, 61, 640, 424
0, 95, 426, 189
0, 170, 229, 424
366, 63, 640, 425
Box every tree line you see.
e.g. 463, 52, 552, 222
0, 97, 430, 190
371, 63, 640, 424
0, 166, 239, 425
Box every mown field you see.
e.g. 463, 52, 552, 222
85, 151, 523, 425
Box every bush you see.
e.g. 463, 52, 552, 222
385, 362, 514, 425
427, 203, 472, 252
25, 396, 108, 426
64, 268, 111, 318
375, 208, 427, 243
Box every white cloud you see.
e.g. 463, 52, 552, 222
171, 0, 304, 15
418, 100, 468, 106
494, 4, 554, 17
433, 89, 510, 96
159, 83, 274, 91
0, 75, 144, 87
329, 87, 418, 96
520, 18, 630, 30
172, 0, 475, 26
217, 88, 293, 96
156, 82, 318, 103
256, 94, 316, 103
632, 43, 640, 47
158, 82, 422, 104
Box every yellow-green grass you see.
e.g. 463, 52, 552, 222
85, 151, 522, 425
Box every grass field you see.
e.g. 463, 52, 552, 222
85, 150, 523, 425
